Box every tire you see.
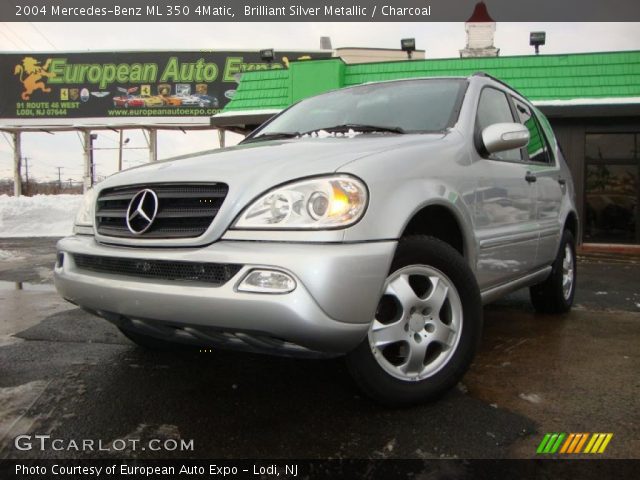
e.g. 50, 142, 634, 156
530, 229, 577, 314
346, 235, 483, 406
118, 327, 184, 350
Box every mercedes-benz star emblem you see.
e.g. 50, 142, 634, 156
126, 189, 159, 235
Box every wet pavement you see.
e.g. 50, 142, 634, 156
0, 238, 638, 459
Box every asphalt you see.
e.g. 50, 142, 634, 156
0, 238, 638, 459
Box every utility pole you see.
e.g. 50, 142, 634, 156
56, 166, 63, 190
118, 129, 123, 171
148, 128, 157, 162
83, 131, 97, 191
90, 134, 97, 185
12, 132, 22, 196
23, 156, 29, 196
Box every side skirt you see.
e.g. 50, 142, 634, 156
480, 266, 552, 305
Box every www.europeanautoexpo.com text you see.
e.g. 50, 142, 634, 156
14, 3, 432, 20
15, 464, 298, 477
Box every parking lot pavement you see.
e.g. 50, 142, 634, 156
0, 238, 638, 459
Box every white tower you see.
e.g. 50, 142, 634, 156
460, 2, 500, 58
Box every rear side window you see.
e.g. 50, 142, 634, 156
476, 88, 522, 162
512, 98, 553, 165
534, 108, 558, 165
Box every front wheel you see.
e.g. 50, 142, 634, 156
346, 235, 483, 406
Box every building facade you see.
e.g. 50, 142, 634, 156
213, 51, 640, 246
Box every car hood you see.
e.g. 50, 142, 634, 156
96, 133, 445, 245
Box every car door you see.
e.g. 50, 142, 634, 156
470, 87, 539, 289
513, 101, 564, 267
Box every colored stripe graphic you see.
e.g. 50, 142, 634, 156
574, 433, 590, 453
550, 433, 566, 453
538, 433, 613, 454
559, 433, 575, 453
537, 433, 566, 454
584, 433, 614, 454
537, 433, 552, 454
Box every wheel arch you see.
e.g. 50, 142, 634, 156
400, 202, 475, 267
564, 210, 579, 243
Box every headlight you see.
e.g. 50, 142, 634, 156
73, 188, 97, 233
233, 175, 368, 229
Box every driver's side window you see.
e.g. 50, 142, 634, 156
476, 88, 522, 162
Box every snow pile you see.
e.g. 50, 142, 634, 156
0, 194, 83, 237
0, 249, 23, 261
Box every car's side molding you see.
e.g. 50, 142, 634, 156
480, 266, 552, 305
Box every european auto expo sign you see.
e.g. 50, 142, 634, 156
0, 50, 330, 119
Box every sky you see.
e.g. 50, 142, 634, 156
1, 21, 640, 183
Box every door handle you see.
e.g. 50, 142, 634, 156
557, 178, 567, 186
525, 172, 537, 183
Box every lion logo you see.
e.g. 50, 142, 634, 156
13, 57, 56, 101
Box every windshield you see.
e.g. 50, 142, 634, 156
250, 78, 467, 139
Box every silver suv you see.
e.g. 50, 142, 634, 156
55, 74, 578, 405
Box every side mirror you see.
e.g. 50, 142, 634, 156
481, 122, 530, 155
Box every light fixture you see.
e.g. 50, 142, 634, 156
401, 38, 416, 59
237, 269, 296, 294
530, 32, 546, 55
260, 48, 275, 63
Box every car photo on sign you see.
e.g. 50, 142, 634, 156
194, 94, 219, 108
112, 95, 144, 108
162, 95, 182, 106
139, 95, 165, 107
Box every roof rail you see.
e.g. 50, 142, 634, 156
471, 71, 527, 99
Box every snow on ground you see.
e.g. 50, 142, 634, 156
0, 194, 82, 237
0, 249, 24, 261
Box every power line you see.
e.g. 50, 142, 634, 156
2, 23, 34, 50
28, 23, 57, 50
1, 132, 14, 149
0, 29, 20, 49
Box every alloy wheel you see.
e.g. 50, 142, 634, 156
368, 265, 463, 381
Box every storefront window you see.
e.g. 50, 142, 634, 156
584, 133, 639, 244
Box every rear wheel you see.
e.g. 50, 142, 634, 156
346, 235, 483, 406
530, 229, 577, 314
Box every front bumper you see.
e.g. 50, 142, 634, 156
54, 236, 396, 356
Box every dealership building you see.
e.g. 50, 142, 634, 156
213, 49, 640, 247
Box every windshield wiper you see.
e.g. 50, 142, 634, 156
300, 124, 406, 136
242, 131, 300, 144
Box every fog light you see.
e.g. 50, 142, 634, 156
238, 269, 296, 293
56, 252, 64, 268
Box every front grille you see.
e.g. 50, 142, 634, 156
73, 254, 242, 286
96, 183, 228, 239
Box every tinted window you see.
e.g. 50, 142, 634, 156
476, 88, 521, 161
513, 98, 551, 164
254, 79, 467, 136
535, 108, 558, 164
584, 133, 639, 244
586, 133, 635, 162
